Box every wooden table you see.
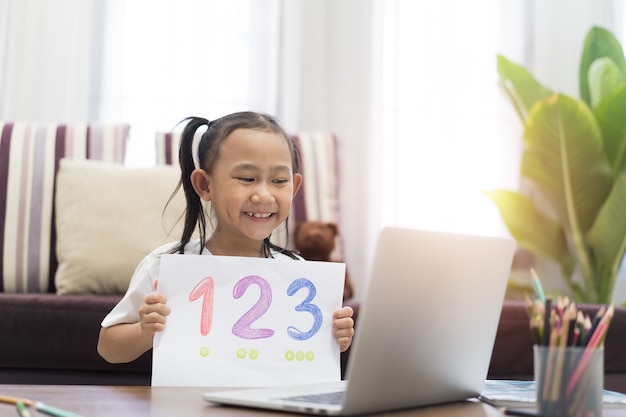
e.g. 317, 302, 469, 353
0, 385, 623, 417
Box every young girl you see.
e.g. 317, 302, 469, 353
97, 111, 354, 364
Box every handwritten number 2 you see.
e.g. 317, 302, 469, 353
286, 278, 322, 340
232, 275, 275, 339
189, 276, 215, 336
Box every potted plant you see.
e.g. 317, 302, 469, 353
487, 26, 626, 304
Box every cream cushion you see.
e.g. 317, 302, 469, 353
54, 158, 187, 295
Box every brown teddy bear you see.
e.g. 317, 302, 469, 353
293, 221, 354, 300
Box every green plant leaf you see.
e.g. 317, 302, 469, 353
588, 57, 623, 108
483, 189, 575, 277
521, 94, 614, 301
580, 26, 626, 107
521, 94, 613, 235
497, 55, 552, 123
587, 175, 626, 302
594, 85, 626, 177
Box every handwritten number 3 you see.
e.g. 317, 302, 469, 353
287, 278, 323, 341
232, 275, 275, 339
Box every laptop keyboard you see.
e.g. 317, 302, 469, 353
281, 391, 344, 405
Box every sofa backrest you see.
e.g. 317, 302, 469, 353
0, 123, 343, 294
0, 122, 129, 293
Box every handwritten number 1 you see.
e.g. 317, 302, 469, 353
189, 276, 215, 336
286, 278, 322, 340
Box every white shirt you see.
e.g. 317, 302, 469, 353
101, 239, 300, 327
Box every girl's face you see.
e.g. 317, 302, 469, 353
204, 128, 302, 254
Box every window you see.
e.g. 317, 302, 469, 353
380, 0, 523, 235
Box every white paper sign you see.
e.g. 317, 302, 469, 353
152, 254, 346, 387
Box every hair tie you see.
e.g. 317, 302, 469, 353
191, 120, 210, 170
192, 132, 202, 170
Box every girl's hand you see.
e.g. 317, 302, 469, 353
138, 291, 171, 339
332, 306, 355, 352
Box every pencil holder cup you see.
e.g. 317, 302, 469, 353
533, 345, 603, 417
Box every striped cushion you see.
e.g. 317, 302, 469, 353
155, 130, 342, 253
290, 132, 341, 226
0, 122, 129, 293
291, 132, 343, 258
155, 131, 180, 166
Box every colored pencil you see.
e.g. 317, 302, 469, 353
0, 396, 33, 406
0, 395, 85, 417
541, 298, 552, 346
530, 268, 546, 304
522, 280, 614, 417
565, 304, 614, 397
34, 401, 86, 417
16, 400, 31, 417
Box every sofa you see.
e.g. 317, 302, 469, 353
0, 122, 153, 384
1, 122, 625, 393
4, 295, 626, 393
0, 293, 152, 385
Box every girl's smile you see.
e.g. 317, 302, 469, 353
244, 212, 274, 219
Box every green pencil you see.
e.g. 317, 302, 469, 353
530, 268, 546, 304
34, 402, 85, 417
16, 400, 31, 417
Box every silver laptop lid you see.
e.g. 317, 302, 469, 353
340, 227, 516, 415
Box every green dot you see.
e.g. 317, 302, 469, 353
199, 346, 210, 357
249, 349, 259, 360
285, 350, 295, 361
236, 348, 247, 359
296, 350, 305, 361
306, 350, 315, 361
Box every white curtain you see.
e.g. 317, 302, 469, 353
276, 0, 382, 299
380, 0, 524, 237
98, 0, 281, 167
0, 0, 104, 121
379, 0, 622, 236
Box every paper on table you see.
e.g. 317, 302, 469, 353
479, 380, 626, 408
152, 255, 345, 387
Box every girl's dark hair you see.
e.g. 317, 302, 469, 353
167, 111, 301, 258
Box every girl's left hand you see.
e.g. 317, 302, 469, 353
332, 306, 355, 352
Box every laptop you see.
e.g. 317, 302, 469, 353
203, 226, 516, 415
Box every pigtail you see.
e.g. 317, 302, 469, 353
263, 237, 300, 259
168, 117, 210, 254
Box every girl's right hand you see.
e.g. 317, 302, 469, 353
138, 291, 171, 338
